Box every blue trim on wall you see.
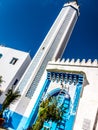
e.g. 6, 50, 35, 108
2, 109, 27, 130
22, 79, 50, 129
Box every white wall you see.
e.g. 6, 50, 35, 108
0, 46, 31, 103
46, 58, 98, 130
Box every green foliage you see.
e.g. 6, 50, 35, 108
0, 87, 20, 117
32, 96, 62, 130
32, 119, 43, 130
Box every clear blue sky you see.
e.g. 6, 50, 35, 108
0, 0, 98, 61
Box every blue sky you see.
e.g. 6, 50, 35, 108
0, 0, 98, 61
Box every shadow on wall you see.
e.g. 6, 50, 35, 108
80, 74, 89, 98
83, 75, 89, 87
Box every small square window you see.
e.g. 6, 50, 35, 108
10, 57, 18, 65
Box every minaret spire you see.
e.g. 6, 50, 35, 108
65, 0, 80, 16
75, 0, 78, 5
73, 0, 79, 5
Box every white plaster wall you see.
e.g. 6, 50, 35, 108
47, 59, 98, 130
0, 46, 31, 94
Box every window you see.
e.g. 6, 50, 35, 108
10, 57, 18, 65
13, 79, 18, 86
0, 54, 3, 58
12, 79, 18, 89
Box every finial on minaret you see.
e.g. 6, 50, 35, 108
74, 0, 79, 5
64, 0, 80, 16
65, 0, 79, 8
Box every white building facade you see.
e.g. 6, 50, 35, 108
0, 46, 31, 103
46, 59, 98, 130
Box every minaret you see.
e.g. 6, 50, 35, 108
16, 1, 79, 98
10, 1, 80, 129
52, 1, 80, 60
26, 2, 79, 98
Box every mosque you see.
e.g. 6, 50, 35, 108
0, 1, 98, 130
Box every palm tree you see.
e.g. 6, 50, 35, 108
32, 96, 62, 130
0, 87, 20, 118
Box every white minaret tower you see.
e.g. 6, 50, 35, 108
17, 1, 80, 98
52, 1, 80, 60
8, 1, 80, 130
